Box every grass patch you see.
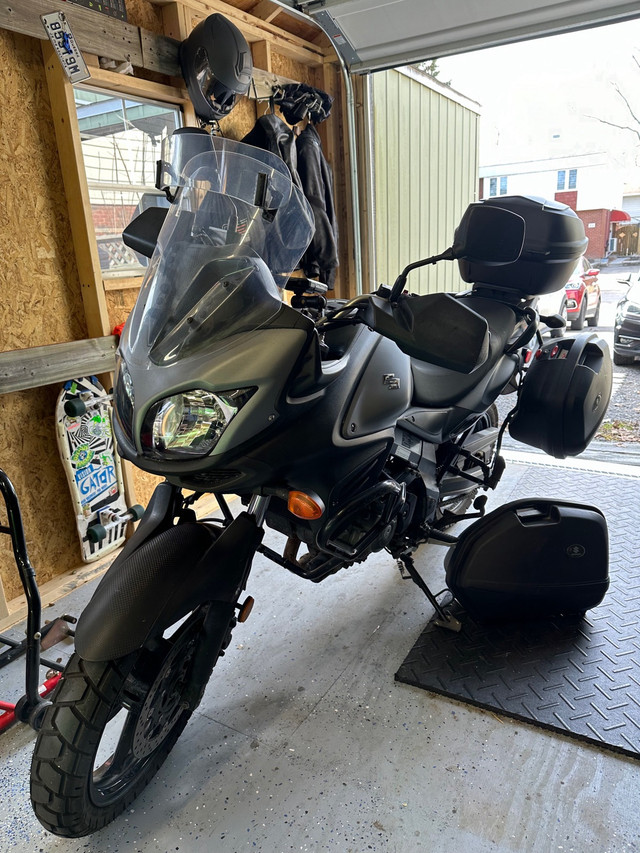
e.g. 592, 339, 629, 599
596, 419, 640, 442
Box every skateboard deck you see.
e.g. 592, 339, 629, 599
56, 376, 142, 562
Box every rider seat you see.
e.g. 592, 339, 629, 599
410, 294, 518, 408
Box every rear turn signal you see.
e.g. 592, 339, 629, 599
288, 490, 325, 520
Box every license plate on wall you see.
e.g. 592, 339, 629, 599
41, 11, 91, 85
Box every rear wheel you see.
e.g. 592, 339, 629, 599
30, 605, 220, 837
436, 404, 499, 524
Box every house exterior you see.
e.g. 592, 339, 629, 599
479, 153, 630, 260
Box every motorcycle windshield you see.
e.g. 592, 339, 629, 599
125, 139, 314, 366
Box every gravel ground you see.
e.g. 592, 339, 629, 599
494, 261, 640, 451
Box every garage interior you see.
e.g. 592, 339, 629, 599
1, 1, 640, 849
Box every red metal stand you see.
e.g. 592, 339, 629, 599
0, 468, 75, 733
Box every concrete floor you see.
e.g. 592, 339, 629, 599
1, 456, 640, 852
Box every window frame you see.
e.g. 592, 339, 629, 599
44, 49, 196, 329
73, 83, 183, 282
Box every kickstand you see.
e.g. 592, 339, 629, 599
398, 553, 462, 632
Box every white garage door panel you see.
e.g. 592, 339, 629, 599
288, 0, 640, 71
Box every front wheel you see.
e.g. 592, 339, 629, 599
31, 605, 220, 837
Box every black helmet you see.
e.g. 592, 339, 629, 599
179, 14, 253, 123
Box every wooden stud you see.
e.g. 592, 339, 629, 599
42, 41, 111, 340
82, 63, 192, 105
103, 277, 145, 292
252, 39, 273, 74
161, 1, 193, 41
42, 40, 138, 507
0, 337, 118, 395
2, 0, 144, 65
251, 0, 283, 24
172, 0, 328, 66
140, 30, 181, 76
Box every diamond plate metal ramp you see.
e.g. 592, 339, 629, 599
396, 464, 640, 758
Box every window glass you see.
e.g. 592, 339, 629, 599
557, 170, 566, 190
489, 177, 497, 196
74, 87, 181, 278
568, 168, 577, 189
499, 176, 507, 195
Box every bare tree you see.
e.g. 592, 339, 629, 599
588, 54, 640, 143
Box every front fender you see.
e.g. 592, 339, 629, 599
74, 512, 263, 662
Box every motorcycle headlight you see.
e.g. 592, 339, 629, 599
142, 388, 255, 459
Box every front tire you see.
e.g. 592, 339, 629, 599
31, 606, 218, 837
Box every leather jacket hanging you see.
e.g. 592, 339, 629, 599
242, 84, 339, 288
241, 113, 301, 186
296, 123, 339, 288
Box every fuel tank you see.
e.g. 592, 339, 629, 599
340, 334, 412, 439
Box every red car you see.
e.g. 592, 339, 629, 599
537, 255, 601, 333
564, 256, 601, 329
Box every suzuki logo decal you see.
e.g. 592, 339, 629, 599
383, 374, 401, 390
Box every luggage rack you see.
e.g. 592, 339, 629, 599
0, 468, 76, 733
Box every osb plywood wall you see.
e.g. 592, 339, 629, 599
0, 30, 89, 601
0, 0, 345, 603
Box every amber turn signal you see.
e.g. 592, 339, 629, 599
287, 490, 324, 520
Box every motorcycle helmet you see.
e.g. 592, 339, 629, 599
179, 14, 253, 123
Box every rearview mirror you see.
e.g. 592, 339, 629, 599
451, 203, 525, 265
388, 203, 525, 303
122, 207, 168, 259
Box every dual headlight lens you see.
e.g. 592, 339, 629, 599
142, 388, 255, 458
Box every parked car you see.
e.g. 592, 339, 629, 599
613, 273, 640, 365
536, 255, 601, 335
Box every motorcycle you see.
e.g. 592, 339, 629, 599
29, 135, 607, 837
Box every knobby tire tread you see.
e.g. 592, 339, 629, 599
30, 622, 223, 839
30, 653, 147, 837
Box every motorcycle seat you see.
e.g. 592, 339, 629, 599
411, 295, 518, 408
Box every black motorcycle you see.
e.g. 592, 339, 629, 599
30, 136, 610, 836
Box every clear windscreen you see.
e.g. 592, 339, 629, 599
124, 139, 314, 366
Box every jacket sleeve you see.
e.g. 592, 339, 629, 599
296, 126, 339, 287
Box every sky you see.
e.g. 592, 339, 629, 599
437, 19, 640, 181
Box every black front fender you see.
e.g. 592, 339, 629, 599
74, 512, 263, 662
